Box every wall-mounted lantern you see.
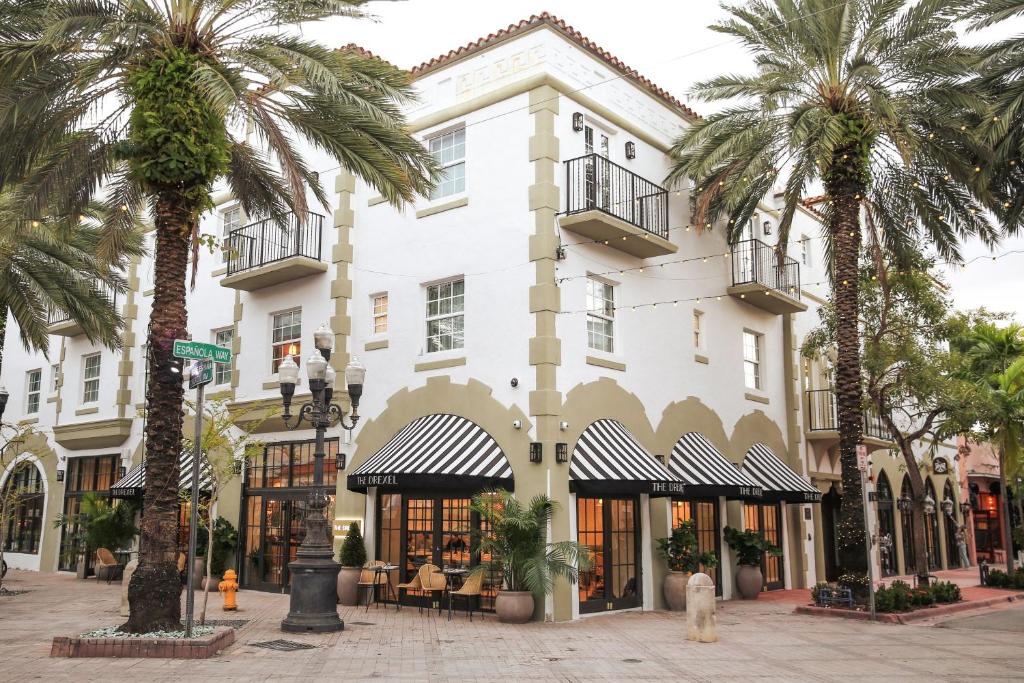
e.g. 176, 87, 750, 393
572, 112, 584, 132
530, 442, 543, 464
625, 141, 636, 159
762, 220, 772, 236
555, 442, 568, 464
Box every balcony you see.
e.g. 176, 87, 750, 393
805, 389, 894, 445
220, 212, 327, 291
559, 154, 677, 258
727, 239, 807, 314
46, 285, 118, 337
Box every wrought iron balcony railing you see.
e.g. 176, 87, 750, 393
805, 389, 891, 441
731, 238, 801, 299
225, 212, 324, 276
563, 154, 669, 239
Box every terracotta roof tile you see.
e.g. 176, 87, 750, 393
409, 12, 700, 121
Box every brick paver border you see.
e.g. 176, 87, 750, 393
794, 592, 1024, 624
50, 627, 234, 659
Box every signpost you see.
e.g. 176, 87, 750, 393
174, 340, 230, 637
857, 444, 876, 620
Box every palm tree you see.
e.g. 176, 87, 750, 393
0, 1, 436, 632
970, 1, 1024, 232
666, 0, 999, 576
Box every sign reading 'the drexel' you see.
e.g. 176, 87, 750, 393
173, 339, 232, 364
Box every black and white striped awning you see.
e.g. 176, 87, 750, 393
570, 419, 685, 497
741, 443, 822, 503
347, 414, 513, 493
110, 448, 212, 499
669, 432, 764, 499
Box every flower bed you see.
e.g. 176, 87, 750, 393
51, 626, 233, 659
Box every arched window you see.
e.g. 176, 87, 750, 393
900, 476, 916, 573
876, 472, 897, 576
2, 459, 45, 555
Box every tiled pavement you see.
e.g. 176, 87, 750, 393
1, 569, 1021, 681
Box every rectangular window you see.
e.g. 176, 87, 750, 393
428, 128, 466, 200
692, 310, 704, 350
50, 364, 60, 393
82, 354, 101, 403
425, 279, 464, 353
586, 278, 615, 353
221, 205, 242, 262
743, 331, 762, 390
800, 235, 810, 266
25, 369, 41, 413
214, 328, 233, 385
271, 309, 302, 374
372, 293, 388, 334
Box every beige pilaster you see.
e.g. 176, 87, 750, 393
781, 313, 807, 586
116, 258, 142, 417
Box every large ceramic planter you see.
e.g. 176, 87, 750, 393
663, 570, 692, 611
202, 574, 223, 591
192, 558, 206, 587
735, 564, 763, 600
495, 591, 534, 623
336, 566, 362, 606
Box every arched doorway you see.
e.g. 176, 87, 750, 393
1, 456, 47, 567
925, 480, 941, 571
942, 480, 960, 568
876, 472, 897, 576
900, 476, 916, 574
821, 485, 842, 582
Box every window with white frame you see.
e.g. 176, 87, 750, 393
25, 369, 41, 413
271, 309, 302, 374
49, 364, 60, 393
743, 331, 762, 390
221, 205, 242, 262
428, 128, 466, 200
425, 279, 464, 353
372, 293, 388, 334
800, 235, 811, 266
214, 328, 233, 385
692, 310, 704, 351
82, 353, 101, 403
586, 277, 616, 353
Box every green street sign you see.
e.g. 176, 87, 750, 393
189, 360, 214, 390
173, 339, 231, 364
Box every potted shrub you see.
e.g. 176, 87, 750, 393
656, 520, 717, 611
723, 526, 781, 600
471, 489, 590, 623
336, 521, 367, 606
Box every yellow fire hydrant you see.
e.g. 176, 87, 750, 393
218, 569, 239, 611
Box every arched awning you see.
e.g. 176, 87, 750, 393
741, 443, 821, 503
347, 413, 513, 493
570, 419, 684, 497
669, 432, 763, 499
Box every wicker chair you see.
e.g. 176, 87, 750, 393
358, 560, 387, 611
397, 563, 444, 613
94, 548, 122, 583
447, 570, 485, 621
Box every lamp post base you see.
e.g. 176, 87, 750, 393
280, 554, 344, 633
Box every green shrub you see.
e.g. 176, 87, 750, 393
910, 586, 935, 607
811, 581, 831, 605
929, 581, 961, 604
889, 580, 913, 611
838, 572, 870, 601
657, 520, 718, 573
338, 521, 367, 567
875, 585, 895, 613
723, 526, 781, 566
1013, 569, 1024, 589
986, 569, 1010, 587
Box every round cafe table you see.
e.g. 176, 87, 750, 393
442, 567, 469, 619
368, 563, 400, 611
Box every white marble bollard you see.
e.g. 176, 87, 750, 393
120, 560, 138, 618
686, 572, 717, 643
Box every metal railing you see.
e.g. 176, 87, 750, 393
805, 389, 891, 440
225, 212, 324, 276
47, 284, 118, 326
731, 238, 801, 298
564, 154, 669, 239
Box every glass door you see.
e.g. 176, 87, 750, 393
577, 497, 640, 613
670, 499, 722, 595
744, 503, 784, 591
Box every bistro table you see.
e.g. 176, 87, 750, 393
442, 567, 469, 619
368, 563, 400, 611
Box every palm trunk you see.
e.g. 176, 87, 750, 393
124, 194, 193, 633
999, 447, 1014, 574
825, 162, 867, 575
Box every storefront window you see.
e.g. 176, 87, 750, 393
743, 502, 783, 590
577, 497, 640, 613
59, 455, 119, 571
670, 499, 721, 594
2, 462, 44, 554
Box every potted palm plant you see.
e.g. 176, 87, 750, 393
723, 526, 781, 600
336, 521, 367, 606
657, 520, 718, 611
471, 489, 590, 623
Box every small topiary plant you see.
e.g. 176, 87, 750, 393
338, 521, 367, 568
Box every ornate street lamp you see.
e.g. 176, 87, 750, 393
959, 501, 972, 517
897, 494, 913, 513
278, 324, 364, 633
923, 493, 936, 516
940, 498, 954, 518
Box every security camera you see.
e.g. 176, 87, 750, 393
512, 420, 522, 430
559, 421, 569, 431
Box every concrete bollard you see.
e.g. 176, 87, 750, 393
120, 560, 139, 618
686, 572, 717, 643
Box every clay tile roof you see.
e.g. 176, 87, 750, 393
409, 12, 700, 121
802, 194, 827, 206
338, 42, 397, 68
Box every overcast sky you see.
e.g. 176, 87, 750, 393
301, 0, 1024, 321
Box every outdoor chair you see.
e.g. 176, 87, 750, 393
423, 565, 448, 614
447, 570, 485, 621
397, 564, 443, 613
358, 561, 387, 611
94, 548, 122, 584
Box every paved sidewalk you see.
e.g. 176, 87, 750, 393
1, 569, 1021, 681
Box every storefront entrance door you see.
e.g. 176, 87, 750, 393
577, 497, 641, 613
821, 487, 841, 582
243, 494, 310, 592
744, 502, 784, 591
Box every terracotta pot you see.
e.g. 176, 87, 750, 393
735, 564, 763, 600
495, 591, 535, 623
663, 571, 692, 611
336, 566, 362, 606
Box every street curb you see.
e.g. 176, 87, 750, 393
794, 592, 1024, 625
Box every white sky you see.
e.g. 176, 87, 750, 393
301, 0, 1024, 321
